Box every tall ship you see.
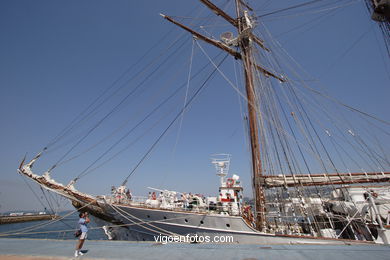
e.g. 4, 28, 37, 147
18, 0, 390, 244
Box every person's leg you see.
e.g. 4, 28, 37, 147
76, 239, 82, 250
79, 239, 85, 250
75, 239, 82, 257
75, 239, 85, 256
78, 232, 87, 255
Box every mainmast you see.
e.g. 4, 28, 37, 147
160, 0, 282, 231
234, 0, 266, 231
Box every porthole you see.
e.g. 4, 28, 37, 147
200, 221, 204, 225
185, 219, 188, 223
163, 216, 167, 219
147, 215, 150, 218
226, 223, 230, 228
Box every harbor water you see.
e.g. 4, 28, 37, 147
0, 211, 107, 240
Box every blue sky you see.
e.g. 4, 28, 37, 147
0, 0, 389, 212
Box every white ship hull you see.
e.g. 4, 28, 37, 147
88, 201, 362, 245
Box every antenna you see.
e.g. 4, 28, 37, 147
211, 154, 231, 186
220, 32, 238, 46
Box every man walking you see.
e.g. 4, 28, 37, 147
75, 212, 90, 257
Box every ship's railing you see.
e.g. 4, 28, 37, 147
129, 196, 148, 205
98, 194, 243, 216
97, 195, 147, 205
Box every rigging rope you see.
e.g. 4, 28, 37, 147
173, 37, 196, 156
43, 29, 176, 151
41, 3, 206, 154
48, 37, 191, 173
318, 24, 373, 79
110, 204, 177, 237
18, 174, 74, 230
121, 52, 229, 186
266, 26, 390, 127
275, 0, 358, 21
0, 200, 95, 236
256, 0, 328, 18
70, 51, 225, 181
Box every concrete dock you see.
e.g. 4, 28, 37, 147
1, 238, 390, 259
0, 215, 59, 224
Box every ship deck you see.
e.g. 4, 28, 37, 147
0, 238, 389, 260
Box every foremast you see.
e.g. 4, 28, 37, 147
161, 0, 274, 231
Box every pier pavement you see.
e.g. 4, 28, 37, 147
1, 238, 390, 259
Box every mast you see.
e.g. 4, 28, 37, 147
234, 0, 266, 231
160, 0, 281, 231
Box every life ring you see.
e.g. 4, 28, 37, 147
226, 178, 234, 188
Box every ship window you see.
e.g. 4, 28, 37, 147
185, 219, 188, 223
200, 220, 204, 225
226, 223, 230, 228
